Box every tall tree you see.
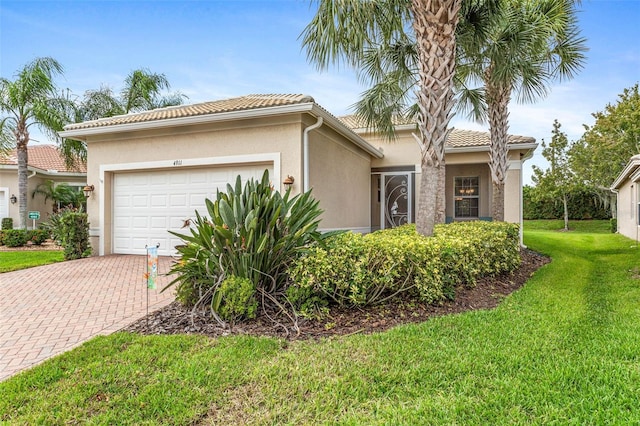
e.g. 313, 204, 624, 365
571, 84, 640, 218
0, 57, 71, 229
302, 0, 497, 236
457, 0, 586, 221
60, 69, 186, 167
531, 120, 576, 230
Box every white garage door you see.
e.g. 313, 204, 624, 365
113, 164, 272, 255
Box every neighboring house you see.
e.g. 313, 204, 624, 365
0, 145, 87, 228
611, 154, 640, 240
60, 94, 537, 256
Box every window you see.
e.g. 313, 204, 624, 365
454, 176, 479, 218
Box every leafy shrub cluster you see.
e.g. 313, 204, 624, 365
168, 171, 330, 325
1, 218, 13, 230
59, 211, 91, 260
287, 222, 521, 317
2, 230, 29, 247
0, 229, 50, 247
41, 209, 91, 259
523, 186, 611, 220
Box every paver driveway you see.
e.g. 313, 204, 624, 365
0, 255, 175, 381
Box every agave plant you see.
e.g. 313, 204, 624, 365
167, 170, 334, 326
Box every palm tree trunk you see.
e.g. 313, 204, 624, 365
411, 0, 460, 236
486, 78, 511, 222
15, 122, 29, 230
563, 192, 569, 231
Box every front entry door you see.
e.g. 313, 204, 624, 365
380, 172, 412, 229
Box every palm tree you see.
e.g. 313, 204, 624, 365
456, 0, 586, 221
59, 69, 186, 167
78, 68, 186, 121
0, 57, 70, 229
32, 180, 85, 213
302, 0, 497, 236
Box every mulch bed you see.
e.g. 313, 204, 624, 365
123, 248, 550, 340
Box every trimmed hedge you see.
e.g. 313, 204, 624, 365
287, 222, 521, 316
3, 230, 29, 247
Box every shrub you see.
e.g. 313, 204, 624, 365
1, 218, 13, 230
610, 218, 618, 233
28, 229, 49, 245
44, 209, 91, 260
167, 170, 333, 326
288, 222, 522, 316
59, 211, 90, 260
3, 229, 28, 247
217, 275, 258, 324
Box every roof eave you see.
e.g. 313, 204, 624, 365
445, 142, 538, 154
611, 156, 640, 190
59, 103, 320, 140
310, 106, 384, 159
0, 164, 85, 176
60, 102, 384, 160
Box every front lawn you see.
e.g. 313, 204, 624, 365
0, 250, 64, 273
2, 224, 640, 424
524, 219, 612, 233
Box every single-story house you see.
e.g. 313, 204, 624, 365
59, 94, 537, 256
0, 145, 87, 228
611, 154, 640, 240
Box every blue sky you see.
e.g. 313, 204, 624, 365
1, 0, 639, 184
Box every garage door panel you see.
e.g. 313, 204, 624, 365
169, 194, 188, 208
113, 164, 272, 255
150, 194, 167, 207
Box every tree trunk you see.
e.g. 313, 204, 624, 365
411, 0, 461, 235
15, 122, 29, 230
486, 76, 512, 222
610, 192, 617, 219
492, 180, 504, 224
563, 193, 569, 231
435, 160, 446, 224
416, 163, 439, 236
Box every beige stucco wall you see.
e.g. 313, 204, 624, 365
0, 168, 85, 229
308, 122, 371, 231
85, 115, 306, 254
616, 178, 638, 241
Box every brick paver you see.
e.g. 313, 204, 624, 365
0, 255, 175, 381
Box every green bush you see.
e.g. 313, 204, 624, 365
27, 229, 49, 245
523, 186, 611, 220
1, 218, 13, 230
288, 222, 522, 316
43, 209, 90, 260
217, 275, 258, 324
610, 218, 618, 233
168, 170, 333, 325
3, 229, 28, 247
60, 211, 90, 260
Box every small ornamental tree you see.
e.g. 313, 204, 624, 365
532, 120, 577, 231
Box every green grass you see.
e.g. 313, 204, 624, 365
3, 224, 640, 424
0, 250, 64, 273
524, 218, 612, 233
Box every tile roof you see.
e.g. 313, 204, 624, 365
339, 115, 536, 147
64, 94, 316, 131
0, 145, 86, 173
